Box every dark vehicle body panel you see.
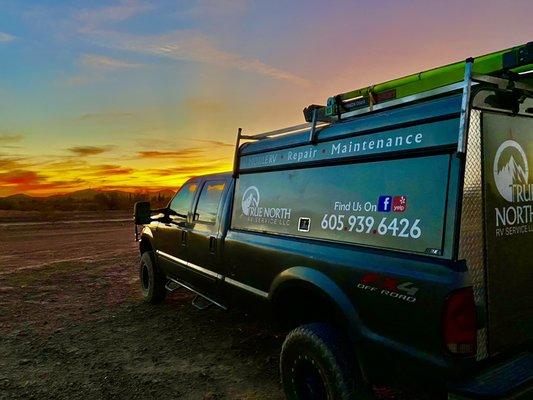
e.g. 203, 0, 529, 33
138, 87, 532, 397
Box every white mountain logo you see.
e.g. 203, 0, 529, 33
242, 186, 260, 216
493, 140, 529, 202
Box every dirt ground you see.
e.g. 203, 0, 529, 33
0, 212, 284, 400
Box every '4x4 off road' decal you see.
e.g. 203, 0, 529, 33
356, 273, 419, 303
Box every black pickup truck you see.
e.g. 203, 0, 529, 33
134, 47, 532, 400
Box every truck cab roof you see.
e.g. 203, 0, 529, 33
189, 172, 232, 181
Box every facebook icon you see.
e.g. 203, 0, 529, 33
377, 196, 392, 212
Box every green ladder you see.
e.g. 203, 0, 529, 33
304, 42, 533, 123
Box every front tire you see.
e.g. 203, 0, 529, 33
140, 251, 166, 304
280, 323, 360, 400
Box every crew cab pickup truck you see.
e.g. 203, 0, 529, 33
134, 44, 532, 400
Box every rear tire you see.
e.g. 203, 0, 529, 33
280, 323, 362, 400
140, 251, 166, 304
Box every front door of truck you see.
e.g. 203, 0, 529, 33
186, 178, 228, 301
155, 180, 199, 283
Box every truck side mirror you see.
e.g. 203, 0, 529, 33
133, 201, 151, 225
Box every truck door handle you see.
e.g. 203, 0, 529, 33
181, 230, 187, 246
209, 236, 216, 253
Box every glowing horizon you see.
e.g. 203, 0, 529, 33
1, 0, 532, 197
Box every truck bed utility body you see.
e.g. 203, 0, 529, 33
135, 42, 533, 399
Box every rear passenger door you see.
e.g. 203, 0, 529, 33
186, 178, 228, 300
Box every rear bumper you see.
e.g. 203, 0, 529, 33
447, 352, 532, 399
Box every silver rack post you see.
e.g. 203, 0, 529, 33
232, 127, 242, 178
457, 58, 474, 154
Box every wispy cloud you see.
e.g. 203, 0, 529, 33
76, 0, 153, 32
67, 145, 114, 156
86, 30, 310, 86
137, 148, 205, 159
184, 0, 251, 17
67, 54, 143, 85
0, 133, 24, 144
65, 75, 105, 86
190, 139, 233, 148
0, 32, 15, 42
0, 154, 30, 170
76, 111, 134, 123
80, 54, 143, 70
86, 164, 134, 176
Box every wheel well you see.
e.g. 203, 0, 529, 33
139, 237, 153, 255
272, 282, 347, 333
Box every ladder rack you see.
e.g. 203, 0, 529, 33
232, 42, 533, 177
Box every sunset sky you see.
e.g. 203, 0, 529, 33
1, 0, 532, 196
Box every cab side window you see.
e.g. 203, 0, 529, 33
194, 180, 226, 225
169, 182, 198, 218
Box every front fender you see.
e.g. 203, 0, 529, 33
139, 225, 156, 254
141, 225, 155, 239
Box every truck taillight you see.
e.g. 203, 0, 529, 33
443, 288, 477, 356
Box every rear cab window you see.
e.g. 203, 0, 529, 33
193, 180, 226, 231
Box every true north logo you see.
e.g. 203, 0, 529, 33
242, 186, 260, 216
241, 186, 291, 225
493, 140, 530, 202
492, 140, 533, 236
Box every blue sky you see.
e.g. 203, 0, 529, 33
0, 0, 532, 195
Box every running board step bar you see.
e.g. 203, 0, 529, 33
166, 277, 227, 311
165, 280, 182, 293
192, 295, 212, 310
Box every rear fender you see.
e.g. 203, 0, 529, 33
270, 266, 363, 341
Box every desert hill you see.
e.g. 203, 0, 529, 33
0, 189, 175, 211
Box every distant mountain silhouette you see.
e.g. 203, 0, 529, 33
0, 189, 175, 211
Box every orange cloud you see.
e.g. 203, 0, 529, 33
0, 169, 84, 195
137, 148, 204, 158
0, 155, 29, 170
67, 145, 113, 156
0, 170, 41, 185
89, 164, 134, 176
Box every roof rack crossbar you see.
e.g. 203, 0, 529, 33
241, 121, 329, 141
472, 73, 533, 93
